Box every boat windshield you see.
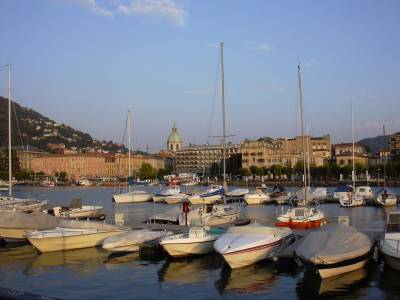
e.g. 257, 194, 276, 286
387, 213, 400, 233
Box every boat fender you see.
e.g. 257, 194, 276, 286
372, 244, 379, 262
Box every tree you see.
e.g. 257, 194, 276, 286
226, 154, 242, 176
59, 171, 67, 181
138, 163, 156, 180
239, 167, 250, 177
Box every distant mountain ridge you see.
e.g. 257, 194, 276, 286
357, 135, 388, 153
0, 96, 127, 154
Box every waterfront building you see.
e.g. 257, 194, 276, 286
389, 132, 400, 156
240, 135, 331, 169
167, 123, 183, 152
333, 143, 369, 167
175, 143, 239, 174
23, 152, 164, 179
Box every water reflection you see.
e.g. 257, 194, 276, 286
297, 267, 369, 298
377, 264, 400, 296
0, 245, 36, 271
215, 261, 277, 295
27, 247, 109, 275
158, 255, 222, 284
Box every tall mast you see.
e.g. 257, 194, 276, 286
352, 104, 355, 190
306, 121, 311, 187
7, 64, 12, 196
383, 124, 386, 187
220, 42, 227, 191
128, 110, 131, 187
297, 65, 307, 202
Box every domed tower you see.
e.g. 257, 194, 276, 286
167, 123, 183, 152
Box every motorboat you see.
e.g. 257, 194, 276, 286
77, 179, 92, 186
244, 186, 270, 205
355, 186, 374, 200
295, 223, 372, 278
0, 197, 47, 213
102, 229, 173, 252
188, 185, 224, 205
290, 187, 314, 206
276, 207, 325, 230
312, 187, 330, 202
180, 203, 241, 227
214, 223, 294, 269
333, 185, 353, 201
374, 188, 397, 207
26, 220, 128, 252
270, 185, 290, 204
144, 213, 179, 225
339, 192, 364, 207
153, 186, 181, 203
48, 198, 103, 220
379, 211, 400, 271
164, 193, 189, 204
160, 226, 221, 257
40, 179, 56, 187
0, 211, 59, 240
226, 188, 250, 198
113, 190, 153, 203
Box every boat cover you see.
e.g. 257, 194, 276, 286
225, 223, 291, 236
103, 230, 167, 248
272, 185, 286, 193
334, 185, 353, 193
0, 211, 59, 230
295, 223, 371, 265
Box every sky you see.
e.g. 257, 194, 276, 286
0, 0, 399, 152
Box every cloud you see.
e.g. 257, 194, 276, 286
243, 42, 273, 52
65, 0, 114, 17
117, 0, 188, 27
303, 57, 318, 67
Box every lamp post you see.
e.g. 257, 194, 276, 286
377, 168, 380, 187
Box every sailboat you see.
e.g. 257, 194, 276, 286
275, 65, 325, 230
0, 65, 47, 212
112, 111, 153, 203
339, 106, 364, 207
375, 125, 397, 207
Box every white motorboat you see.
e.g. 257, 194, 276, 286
214, 223, 294, 269
0, 196, 47, 213
160, 227, 221, 257
27, 221, 128, 252
164, 193, 189, 205
180, 204, 241, 227
374, 188, 397, 207
226, 188, 250, 198
355, 186, 374, 200
339, 192, 364, 207
379, 211, 400, 271
333, 185, 353, 201
113, 190, 153, 203
244, 186, 270, 205
295, 223, 372, 278
153, 186, 181, 203
102, 229, 173, 252
188, 185, 224, 205
77, 179, 92, 186
52, 205, 103, 219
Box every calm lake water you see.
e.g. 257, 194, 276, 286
1, 185, 400, 299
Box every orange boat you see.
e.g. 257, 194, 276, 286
275, 207, 326, 230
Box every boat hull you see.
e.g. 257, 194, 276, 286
113, 193, 152, 203
244, 195, 268, 205
189, 195, 221, 205
318, 258, 369, 279
204, 210, 240, 226
28, 230, 125, 252
0, 228, 32, 239
161, 239, 216, 257
375, 196, 397, 207
276, 219, 324, 230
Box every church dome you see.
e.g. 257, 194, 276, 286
168, 123, 183, 144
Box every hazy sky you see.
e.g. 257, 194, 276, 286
0, 0, 399, 152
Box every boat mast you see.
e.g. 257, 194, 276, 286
297, 65, 307, 202
352, 104, 355, 191
220, 42, 227, 192
383, 124, 386, 187
306, 121, 311, 187
7, 64, 12, 196
128, 110, 131, 190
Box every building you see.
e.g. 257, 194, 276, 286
175, 143, 239, 174
16, 148, 48, 172
26, 152, 164, 179
240, 135, 331, 170
389, 132, 400, 156
333, 143, 369, 167
167, 123, 183, 152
